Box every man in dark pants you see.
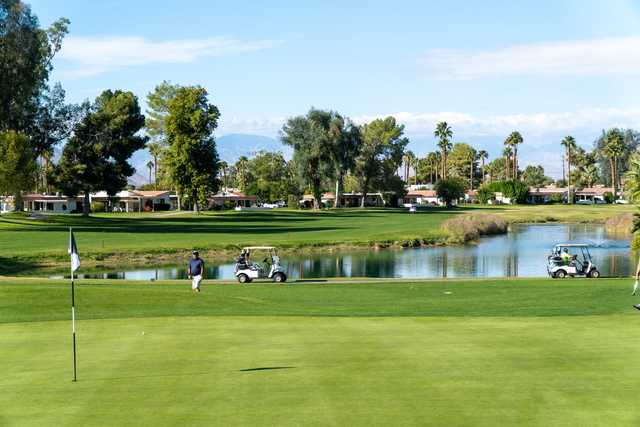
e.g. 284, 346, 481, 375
188, 250, 205, 293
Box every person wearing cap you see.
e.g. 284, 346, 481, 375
188, 250, 204, 293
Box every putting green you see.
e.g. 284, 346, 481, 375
2, 278, 640, 426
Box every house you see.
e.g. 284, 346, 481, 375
22, 193, 81, 213
402, 190, 440, 206
1, 195, 14, 213
493, 192, 512, 205
575, 186, 614, 203
527, 185, 568, 204
301, 192, 387, 208
464, 190, 477, 203
210, 190, 257, 208
90, 190, 173, 212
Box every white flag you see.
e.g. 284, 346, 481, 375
68, 231, 81, 272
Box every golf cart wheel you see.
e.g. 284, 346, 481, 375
237, 273, 249, 284
273, 272, 287, 283
588, 270, 600, 278
555, 270, 567, 279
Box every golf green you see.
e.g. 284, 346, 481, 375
2, 278, 639, 426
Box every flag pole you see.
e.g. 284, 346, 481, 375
70, 227, 77, 382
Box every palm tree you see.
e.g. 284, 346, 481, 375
234, 156, 249, 192
478, 150, 488, 184
504, 131, 523, 180
503, 146, 512, 181
434, 122, 453, 179
146, 160, 154, 185
219, 160, 229, 192
582, 164, 599, 188
603, 129, 625, 195
561, 136, 577, 203
147, 142, 164, 190
403, 151, 415, 183
624, 154, 640, 202
469, 150, 477, 191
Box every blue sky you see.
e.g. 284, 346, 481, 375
29, 0, 640, 177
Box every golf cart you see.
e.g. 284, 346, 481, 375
234, 246, 287, 283
547, 243, 600, 278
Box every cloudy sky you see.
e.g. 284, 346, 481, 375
30, 0, 640, 177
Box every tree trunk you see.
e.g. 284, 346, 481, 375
505, 156, 509, 181
513, 147, 518, 180
313, 179, 322, 210
469, 158, 474, 191
335, 176, 342, 208
83, 192, 90, 216
610, 158, 616, 194
14, 192, 24, 212
360, 180, 369, 208
567, 151, 571, 204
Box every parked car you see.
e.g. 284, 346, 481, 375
614, 199, 629, 204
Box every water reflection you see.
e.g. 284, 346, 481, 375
51, 224, 633, 280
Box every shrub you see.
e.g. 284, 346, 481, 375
287, 194, 300, 209
476, 186, 495, 204
604, 192, 615, 204
485, 180, 529, 204
550, 193, 563, 204
90, 201, 106, 212
441, 214, 507, 241
435, 178, 466, 207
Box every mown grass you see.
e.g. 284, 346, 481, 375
0, 204, 634, 271
2, 277, 640, 426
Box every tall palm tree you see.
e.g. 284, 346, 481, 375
561, 136, 577, 204
504, 131, 523, 180
147, 142, 164, 190
403, 150, 415, 183
478, 150, 488, 184
503, 146, 512, 181
603, 129, 625, 195
146, 161, 154, 185
234, 156, 249, 192
434, 122, 453, 179
219, 160, 229, 192
469, 150, 477, 191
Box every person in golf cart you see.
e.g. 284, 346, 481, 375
561, 248, 572, 266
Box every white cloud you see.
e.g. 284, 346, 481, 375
423, 37, 640, 79
58, 35, 281, 76
354, 108, 640, 140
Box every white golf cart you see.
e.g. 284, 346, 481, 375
234, 246, 287, 283
547, 243, 600, 278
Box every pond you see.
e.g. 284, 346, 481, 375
47, 223, 635, 280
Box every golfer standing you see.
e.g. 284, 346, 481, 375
188, 250, 204, 293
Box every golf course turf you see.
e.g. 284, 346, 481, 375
2, 277, 640, 426
0, 204, 635, 271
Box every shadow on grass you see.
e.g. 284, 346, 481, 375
0, 257, 36, 275
239, 367, 295, 372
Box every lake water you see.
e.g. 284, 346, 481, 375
52, 223, 635, 280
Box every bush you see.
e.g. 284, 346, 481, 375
154, 202, 171, 211
604, 192, 615, 204
287, 195, 300, 209
441, 214, 507, 241
485, 180, 529, 204
550, 193, 563, 204
90, 201, 106, 212
435, 179, 466, 207
476, 186, 495, 204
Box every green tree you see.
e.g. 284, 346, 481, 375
435, 178, 465, 207
244, 151, 298, 203
603, 129, 625, 194
234, 155, 251, 192
328, 114, 361, 208
624, 153, 640, 203
0, 130, 36, 207
355, 117, 408, 207
0, 1, 69, 133
281, 109, 335, 210
447, 143, 477, 190
434, 122, 453, 179
53, 90, 147, 215
165, 86, 220, 213
521, 165, 552, 188
146, 81, 181, 190
561, 136, 577, 203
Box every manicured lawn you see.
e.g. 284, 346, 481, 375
0, 205, 634, 271
2, 277, 639, 426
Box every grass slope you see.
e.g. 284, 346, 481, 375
2, 277, 640, 426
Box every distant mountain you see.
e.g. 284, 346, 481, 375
216, 133, 290, 161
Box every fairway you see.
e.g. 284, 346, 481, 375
2, 277, 640, 426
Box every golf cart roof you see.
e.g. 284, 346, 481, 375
242, 246, 277, 250
553, 244, 590, 247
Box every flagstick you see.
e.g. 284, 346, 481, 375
70, 227, 77, 382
